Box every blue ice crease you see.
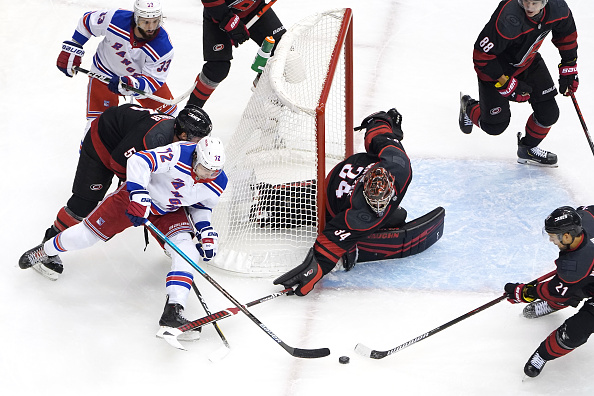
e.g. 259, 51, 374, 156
323, 158, 575, 293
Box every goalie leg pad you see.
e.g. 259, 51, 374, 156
356, 207, 445, 262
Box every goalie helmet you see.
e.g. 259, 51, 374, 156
192, 137, 225, 181
174, 105, 212, 140
134, 0, 163, 25
544, 206, 582, 237
517, 0, 548, 9
362, 166, 395, 217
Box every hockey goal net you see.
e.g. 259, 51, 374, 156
211, 8, 353, 276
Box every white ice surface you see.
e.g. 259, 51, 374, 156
2, 0, 594, 395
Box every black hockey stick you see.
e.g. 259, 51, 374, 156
73, 66, 196, 106
245, 0, 279, 29
355, 270, 556, 359
145, 220, 330, 358
569, 92, 594, 157
162, 288, 293, 350
191, 282, 231, 361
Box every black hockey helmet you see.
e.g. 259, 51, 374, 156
174, 105, 212, 140
362, 166, 395, 217
544, 206, 583, 237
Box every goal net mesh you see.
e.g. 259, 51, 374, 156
211, 8, 352, 276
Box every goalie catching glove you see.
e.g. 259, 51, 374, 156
356, 108, 404, 141
504, 282, 537, 304
273, 248, 323, 296
197, 226, 218, 261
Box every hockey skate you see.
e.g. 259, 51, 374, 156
523, 300, 559, 319
524, 350, 547, 377
156, 295, 201, 342
19, 243, 63, 281
458, 93, 477, 134
517, 133, 558, 167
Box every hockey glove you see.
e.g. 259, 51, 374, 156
357, 108, 404, 140
107, 76, 141, 96
558, 60, 579, 96
504, 283, 537, 304
126, 190, 152, 227
219, 12, 250, 47
57, 40, 84, 77
273, 248, 323, 296
495, 76, 532, 103
197, 226, 219, 261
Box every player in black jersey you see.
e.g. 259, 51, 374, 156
504, 205, 594, 377
186, 0, 285, 107
459, 0, 579, 166
273, 108, 444, 296
35, 103, 212, 280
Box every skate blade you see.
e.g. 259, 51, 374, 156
156, 326, 200, 347
32, 263, 59, 281
517, 158, 558, 168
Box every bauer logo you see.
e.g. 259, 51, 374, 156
213, 44, 224, 51
490, 107, 502, 116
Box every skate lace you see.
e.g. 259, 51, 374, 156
463, 114, 473, 126
28, 246, 48, 265
534, 301, 554, 317
530, 352, 546, 369
529, 146, 548, 158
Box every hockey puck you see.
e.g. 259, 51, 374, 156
338, 356, 350, 364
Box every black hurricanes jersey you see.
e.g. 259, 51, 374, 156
89, 103, 175, 179
314, 120, 412, 273
472, 0, 577, 82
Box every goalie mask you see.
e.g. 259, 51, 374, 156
192, 137, 225, 182
362, 166, 395, 217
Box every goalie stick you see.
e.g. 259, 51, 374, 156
355, 270, 556, 359
191, 282, 231, 361
162, 287, 293, 351
145, 220, 330, 358
73, 66, 196, 106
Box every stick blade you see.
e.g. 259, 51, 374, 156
354, 343, 386, 359
291, 347, 331, 359
208, 345, 231, 362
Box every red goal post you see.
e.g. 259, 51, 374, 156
211, 8, 354, 276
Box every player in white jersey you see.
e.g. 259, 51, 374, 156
57, 0, 177, 134
19, 138, 227, 340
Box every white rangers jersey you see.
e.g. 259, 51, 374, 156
126, 141, 227, 230
72, 9, 174, 95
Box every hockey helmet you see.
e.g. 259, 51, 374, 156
134, 0, 163, 26
517, 0, 548, 9
362, 166, 395, 217
174, 105, 213, 140
544, 206, 583, 237
192, 137, 225, 181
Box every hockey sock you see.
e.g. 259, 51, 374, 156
43, 222, 101, 256
468, 102, 481, 126
188, 73, 218, 107
537, 327, 574, 361
523, 114, 551, 147
53, 206, 84, 233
